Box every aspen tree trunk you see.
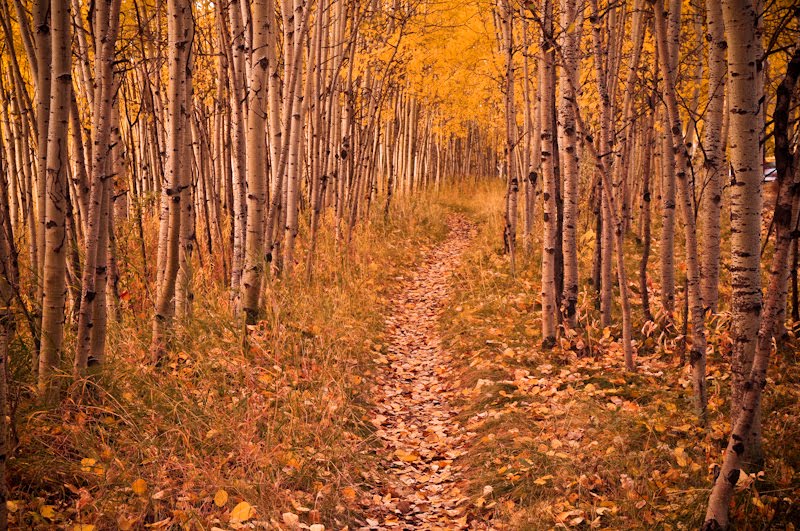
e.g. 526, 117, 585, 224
704, 40, 800, 531
652, 0, 708, 419
241, 0, 274, 322
282, 0, 311, 275
723, 0, 764, 466
589, 0, 635, 370
640, 93, 656, 322
74, 0, 122, 375
227, 0, 248, 298
559, 0, 580, 327
658, 65, 676, 316
151, 0, 192, 361
37, 0, 71, 398
498, 0, 518, 274
305, 0, 328, 281
539, 0, 558, 348
34, 0, 52, 313
700, 0, 726, 313
265, 0, 307, 274
88, 175, 110, 366
521, 14, 538, 253
613, 0, 645, 234
175, 16, 195, 323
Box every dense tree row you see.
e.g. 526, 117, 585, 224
0, 0, 499, 388
0, 0, 798, 527
0, 1, 500, 522
494, 0, 799, 527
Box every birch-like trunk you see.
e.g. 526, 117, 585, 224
559, 0, 580, 326
539, 0, 558, 348
74, 0, 122, 375
241, 0, 274, 321
498, 0, 518, 274
37, 0, 72, 398
703, 35, 799, 531
723, 0, 764, 466
699, 0, 726, 313
652, 0, 708, 420
151, 0, 192, 361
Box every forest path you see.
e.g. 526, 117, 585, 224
362, 215, 487, 530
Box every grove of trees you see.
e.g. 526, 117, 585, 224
0, 0, 798, 528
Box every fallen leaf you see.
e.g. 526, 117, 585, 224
394, 449, 419, 462
341, 486, 357, 502
282, 512, 300, 527
131, 479, 148, 495
230, 501, 255, 523
214, 489, 228, 507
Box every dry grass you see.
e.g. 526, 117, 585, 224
438, 182, 800, 529
8, 181, 799, 530
8, 193, 449, 529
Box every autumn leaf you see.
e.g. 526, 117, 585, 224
341, 486, 357, 502
131, 479, 148, 495
282, 512, 300, 528
393, 449, 419, 462
80, 458, 104, 475
674, 446, 689, 467
229, 501, 256, 523
213, 489, 228, 507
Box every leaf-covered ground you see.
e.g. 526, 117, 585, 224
436, 187, 800, 529
8, 199, 452, 530
359, 215, 481, 529
8, 185, 800, 530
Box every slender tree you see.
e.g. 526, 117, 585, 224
37, 0, 72, 398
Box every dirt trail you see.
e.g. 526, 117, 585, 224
362, 216, 488, 530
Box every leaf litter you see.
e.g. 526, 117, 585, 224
362, 216, 489, 530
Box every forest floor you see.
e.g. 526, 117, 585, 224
8, 184, 800, 530
360, 215, 484, 530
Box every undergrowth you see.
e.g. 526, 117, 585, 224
439, 182, 800, 529
9, 193, 449, 529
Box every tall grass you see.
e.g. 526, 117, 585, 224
9, 190, 450, 529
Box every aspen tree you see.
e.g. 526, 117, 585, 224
74, 0, 122, 375
283, 0, 310, 274
227, 0, 248, 297
704, 36, 800, 531
34, 0, 52, 310
651, 0, 708, 419
520, 12, 537, 253
498, 0, 518, 274
175, 16, 195, 322
539, 0, 558, 348
559, 0, 580, 327
151, 0, 193, 360
241, 0, 275, 322
700, 0, 726, 313
723, 0, 764, 466
305, 0, 329, 280
639, 89, 656, 322
38, 0, 72, 398
589, 0, 635, 371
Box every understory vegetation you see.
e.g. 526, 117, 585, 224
440, 184, 800, 529
9, 197, 450, 529
10, 185, 799, 529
